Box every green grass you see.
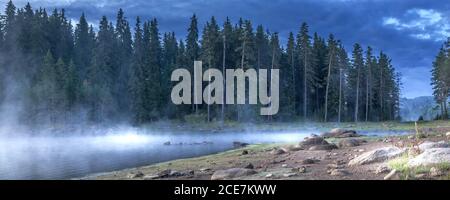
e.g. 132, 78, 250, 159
388, 155, 450, 180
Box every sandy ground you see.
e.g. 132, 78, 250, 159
88, 128, 450, 180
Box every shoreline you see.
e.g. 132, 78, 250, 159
86, 124, 450, 180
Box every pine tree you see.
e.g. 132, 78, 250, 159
349, 43, 364, 122
186, 14, 200, 112
297, 23, 313, 120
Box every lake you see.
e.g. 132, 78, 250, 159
0, 128, 410, 179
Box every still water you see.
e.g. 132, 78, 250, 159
0, 129, 409, 179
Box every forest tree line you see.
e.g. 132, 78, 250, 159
431, 38, 450, 120
0, 1, 401, 126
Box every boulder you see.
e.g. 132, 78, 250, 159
308, 144, 338, 151
271, 148, 286, 155
408, 148, 450, 167
242, 150, 249, 155
418, 141, 449, 151
283, 145, 303, 152
211, 168, 257, 180
430, 167, 444, 177
446, 132, 450, 137
348, 147, 405, 166
338, 138, 367, 148
375, 165, 390, 174
244, 163, 254, 169
321, 128, 360, 138
299, 136, 329, 147
329, 169, 350, 176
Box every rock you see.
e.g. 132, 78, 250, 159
384, 169, 399, 180
211, 168, 257, 180
301, 158, 320, 165
329, 169, 350, 176
308, 144, 338, 151
327, 164, 344, 170
338, 138, 367, 148
281, 164, 288, 168
163, 141, 171, 145
157, 169, 172, 178
375, 165, 390, 174
244, 163, 254, 169
383, 138, 393, 143
348, 147, 406, 166
407, 135, 415, 140
199, 168, 211, 172
334, 160, 346, 165
322, 128, 360, 138
143, 174, 161, 180
446, 132, 450, 137
265, 173, 273, 178
418, 141, 450, 151
242, 150, 249, 155
408, 148, 450, 167
292, 166, 307, 173
128, 171, 144, 179
283, 173, 297, 178
233, 141, 250, 148
429, 167, 444, 177
298, 136, 329, 148
169, 170, 183, 177
271, 148, 286, 155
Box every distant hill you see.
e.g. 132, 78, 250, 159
400, 96, 440, 122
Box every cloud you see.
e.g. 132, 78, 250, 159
383, 9, 450, 41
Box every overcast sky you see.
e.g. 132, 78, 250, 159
2, 0, 449, 99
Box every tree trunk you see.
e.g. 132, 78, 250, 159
207, 58, 211, 122
379, 67, 383, 121
222, 35, 226, 123
365, 63, 371, 122
303, 53, 307, 120
324, 50, 333, 122
291, 51, 296, 115
355, 66, 360, 123
338, 68, 342, 123
238, 41, 246, 122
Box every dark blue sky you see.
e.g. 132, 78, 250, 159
3, 0, 449, 98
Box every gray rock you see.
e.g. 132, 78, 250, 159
338, 138, 367, 148
244, 163, 254, 169
292, 166, 307, 173
446, 132, 450, 137
211, 168, 257, 180
375, 165, 390, 174
308, 144, 338, 151
321, 128, 360, 138
143, 174, 160, 180
408, 148, 450, 167
430, 167, 444, 177
128, 171, 144, 179
242, 150, 249, 155
299, 136, 329, 148
418, 141, 449, 151
271, 148, 286, 155
348, 147, 405, 166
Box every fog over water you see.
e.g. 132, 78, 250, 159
0, 127, 316, 179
